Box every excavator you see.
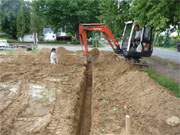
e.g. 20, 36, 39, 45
79, 21, 153, 62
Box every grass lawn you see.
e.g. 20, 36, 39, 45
145, 68, 180, 98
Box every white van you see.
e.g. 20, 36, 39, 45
0, 40, 10, 50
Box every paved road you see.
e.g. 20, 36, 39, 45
152, 48, 180, 64
38, 45, 180, 64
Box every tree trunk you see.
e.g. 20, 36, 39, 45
33, 32, 38, 49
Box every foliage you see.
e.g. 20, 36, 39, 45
0, 0, 30, 38
131, 0, 180, 31
99, 0, 132, 36
154, 35, 175, 47
0, 0, 179, 40
16, 0, 28, 37
30, 0, 46, 34
0, 0, 20, 38
31, 0, 100, 35
145, 68, 180, 98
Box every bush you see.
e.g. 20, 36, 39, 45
71, 40, 80, 44
38, 40, 80, 45
0, 33, 11, 39
155, 35, 178, 48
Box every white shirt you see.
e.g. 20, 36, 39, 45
136, 44, 142, 52
135, 31, 141, 40
50, 52, 57, 64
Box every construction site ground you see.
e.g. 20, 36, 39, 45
0, 47, 180, 135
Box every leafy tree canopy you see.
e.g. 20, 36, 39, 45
0, 0, 20, 38
0, 0, 179, 38
16, 0, 31, 37
32, 0, 100, 34
99, 0, 132, 36
131, 0, 180, 31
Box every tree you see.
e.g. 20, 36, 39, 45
0, 0, 30, 38
16, 0, 26, 38
32, 0, 100, 37
99, 0, 132, 37
0, 0, 20, 38
30, 1, 45, 46
130, 0, 180, 31
30, 0, 46, 34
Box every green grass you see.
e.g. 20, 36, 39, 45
0, 34, 11, 39
38, 40, 83, 45
0, 49, 16, 55
145, 68, 180, 98
31, 48, 39, 53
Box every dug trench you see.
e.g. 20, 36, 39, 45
76, 48, 99, 135
76, 61, 93, 135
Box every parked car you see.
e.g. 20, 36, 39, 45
56, 32, 72, 41
0, 39, 12, 50
44, 32, 56, 41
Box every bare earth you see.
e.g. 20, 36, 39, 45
91, 51, 180, 135
0, 48, 179, 135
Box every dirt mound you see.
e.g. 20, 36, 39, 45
57, 47, 85, 65
85, 48, 100, 63
89, 48, 100, 60
91, 51, 180, 135
89, 48, 100, 56
0, 48, 179, 135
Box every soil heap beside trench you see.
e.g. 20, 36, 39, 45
0, 48, 179, 135
91, 51, 180, 135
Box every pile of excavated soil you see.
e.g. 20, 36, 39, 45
0, 48, 179, 135
91, 51, 180, 135
88, 48, 100, 62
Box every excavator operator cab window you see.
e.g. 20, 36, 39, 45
141, 26, 153, 56
129, 24, 142, 52
133, 24, 141, 41
122, 23, 133, 49
142, 27, 152, 43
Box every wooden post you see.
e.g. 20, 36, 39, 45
125, 115, 130, 135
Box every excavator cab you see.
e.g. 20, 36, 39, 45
121, 21, 153, 60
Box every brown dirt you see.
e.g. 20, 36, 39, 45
85, 48, 100, 63
77, 61, 93, 135
0, 48, 179, 135
0, 48, 86, 135
91, 51, 180, 135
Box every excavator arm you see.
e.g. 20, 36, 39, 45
79, 23, 122, 56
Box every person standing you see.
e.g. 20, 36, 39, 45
50, 48, 58, 64
134, 24, 141, 41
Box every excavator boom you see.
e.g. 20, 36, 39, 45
79, 23, 121, 56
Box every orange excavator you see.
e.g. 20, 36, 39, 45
79, 22, 153, 62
